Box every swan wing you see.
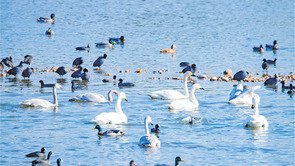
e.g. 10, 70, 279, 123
139, 135, 161, 147
166, 100, 198, 111
72, 93, 107, 102
20, 99, 53, 108
148, 90, 187, 100
244, 115, 268, 128
92, 112, 127, 125
229, 86, 261, 105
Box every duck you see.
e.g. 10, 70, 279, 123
166, 83, 204, 110
253, 45, 264, 53
151, 124, 161, 133
109, 36, 125, 44
179, 62, 190, 67
243, 94, 268, 128
1, 56, 13, 68
72, 57, 83, 67
155, 156, 185, 166
160, 44, 177, 54
26, 147, 46, 158
76, 44, 90, 52
45, 28, 54, 35
287, 84, 294, 95
139, 116, 161, 148
81, 68, 90, 81
56, 66, 67, 78
71, 80, 87, 90
262, 59, 269, 75
32, 151, 53, 166
264, 58, 277, 66
93, 54, 107, 68
266, 40, 278, 50
23, 55, 33, 65
20, 83, 62, 107
21, 67, 34, 79
91, 92, 128, 124
182, 116, 194, 125
95, 39, 116, 48
118, 79, 135, 87
92, 124, 124, 137
69, 90, 119, 102
233, 70, 248, 82
264, 74, 278, 87
148, 71, 193, 100
181, 64, 197, 74
71, 66, 83, 79
228, 84, 261, 106
7, 61, 23, 77
39, 80, 55, 88
102, 75, 117, 83
281, 81, 292, 89
130, 160, 138, 166
37, 13, 57, 24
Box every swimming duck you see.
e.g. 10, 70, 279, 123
281, 81, 292, 89
69, 90, 119, 102
23, 55, 33, 65
109, 36, 125, 44
7, 61, 23, 77
21, 67, 34, 79
151, 124, 161, 133
71, 66, 83, 79
92, 124, 124, 137
264, 74, 278, 87
56, 66, 67, 78
130, 160, 138, 166
37, 13, 57, 24
182, 64, 197, 74
26, 147, 46, 158
39, 80, 55, 88
139, 116, 161, 147
155, 156, 185, 166
160, 44, 177, 54
32, 151, 53, 166
102, 75, 117, 83
81, 68, 90, 81
262, 59, 269, 75
76, 44, 90, 52
233, 70, 248, 82
95, 39, 116, 48
93, 54, 107, 68
253, 45, 264, 53
265, 40, 278, 50
72, 57, 83, 67
118, 79, 135, 87
287, 84, 294, 95
45, 28, 54, 35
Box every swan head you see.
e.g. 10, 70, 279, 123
130, 160, 137, 166
184, 71, 194, 77
192, 83, 204, 90
251, 94, 260, 109
54, 83, 63, 89
145, 116, 153, 125
119, 92, 128, 101
175, 156, 185, 165
93, 125, 102, 132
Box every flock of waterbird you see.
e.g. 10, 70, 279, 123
1, 13, 294, 166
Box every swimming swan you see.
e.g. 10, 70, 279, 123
228, 84, 261, 106
69, 90, 119, 102
166, 83, 204, 110
148, 71, 193, 100
243, 94, 268, 128
91, 92, 128, 124
20, 83, 62, 107
139, 116, 161, 147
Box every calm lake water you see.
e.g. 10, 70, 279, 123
1, 0, 295, 165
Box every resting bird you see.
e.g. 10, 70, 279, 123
1, 56, 13, 68
71, 66, 82, 79
265, 40, 278, 50
253, 45, 264, 53
93, 54, 107, 68
139, 116, 161, 147
182, 64, 196, 74
155, 156, 185, 166
95, 39, 116, 48
7, 61, 23, 77
80, 68, 90, 81
264, 58, 277, 66
228, 84, 261, 106
26, 147, 46, 158
109, 36, 125, 44
160, 44, 177, 54
69, 90, 119, 102
262, 59, 269, 74
22, 67, 34, 79
102, 75, 117, 83
151, 124, 161, 133
72, 57, 83, 67
281, 81, 292, 89
233, 70, 248, 82
287, 84, 294, 95
264, 74, 278, 87
56, 66, 67, 78
23, 55, 33, 65
37, 13, 57, 24
118, 79, 135, 87
93, 124, 124, 137
76, 44, 90, 52
45, 28, 54, 35
39, 80, 55, 88
32, 151, 52, 166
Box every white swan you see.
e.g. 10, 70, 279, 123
228, 84, 261, 106
20, 83, 62, 107
69, 90, 119, 102
148, 71, 193, 100
166, 83, 204, 110
139, 116, 161, 147
243, 94, 269, 128
91, 92, 128, 124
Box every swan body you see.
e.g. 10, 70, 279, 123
91, 92, 128, 124
228, 84, 261, 106
243, 94, 268, 128
93, 124, 124, 137
160, 44, 177, 54
69, 90, 119, 102
167, 83, 203, 110
139, 116, 161, 147
148, 71, 193, 100
20, 84, 62, 107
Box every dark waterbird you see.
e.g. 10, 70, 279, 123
76, 44, 90, 52
37, 13, 57, 24
179, 62, 190, 67
32, 151, 52, 166
2, 56, 13, 68
109, 36, 125, 44
72, 57, 83, 67
56, 66, 67, 78
0, 61, 4, 72
253, 44, 264, 53
45, 27, 54, 35
71, 80, 87, 90
102, 75, 117, 83
233, 70, 248, 81
26, 147, 46, 158
118, 79, 135, 87
182, 64, 197, 73
95, 39, 116, 48
93, 124, 124, 137
155, 156, 185, 166
21, 67, 34, 79
262, 59, 269, 74
130, 160, 138, 166
7, 61, 23, 77
39, 80, 55, 88
151, 124, 161, 133
264, 58, 277, 66
71, 66, 83, 79
287, 84, 294, 95
281, 81, 292, 89
93, 54, 107, 68
23, 55, 33, 65
266, 40, 278, 50
264, 74, 278, 86
81, 68, 90, 81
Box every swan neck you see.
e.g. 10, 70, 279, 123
190, 88, 198, 105
145, 119, 150, 136
53, 86, 58, 106
107, 90, 114, 102
184, 75, 189, 97
254, 102, 259, 116
115, 94, 123, 114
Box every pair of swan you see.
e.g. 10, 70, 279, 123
139, 116, 161, 147
228, 84, 261, 106
69, 90, 119, 102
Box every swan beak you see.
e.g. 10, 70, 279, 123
181, 159, 185, 162
251, 104, 255, 109
124, 98, 128, 101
